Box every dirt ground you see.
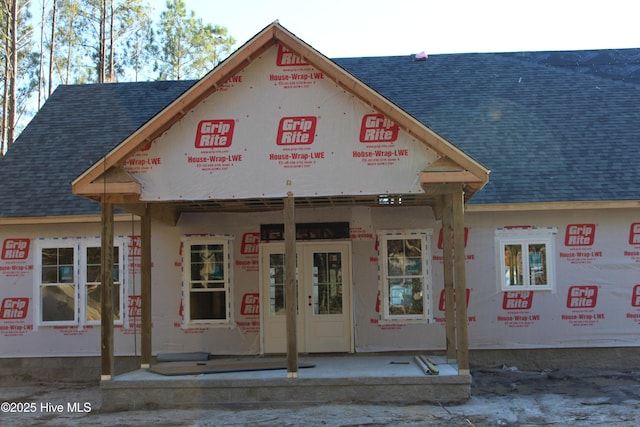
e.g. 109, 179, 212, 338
1, 366, 639, 426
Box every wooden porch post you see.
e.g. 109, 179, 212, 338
452, 188, 470, 374
140, 205, 152, 368
284, 192, 298, 377
100, 200, 114, 380
440, 194, 456, 363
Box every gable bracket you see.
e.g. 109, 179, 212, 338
73, 166, 141, 202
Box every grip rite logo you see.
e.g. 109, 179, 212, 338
502, 292, 533, 310
633, 285, 640, 307
240, 233, 260, 255
359, 114, 398, 143
629, 223, 640, 245
1, 238, 30, 260
128, 295, 142, 318
240, 293, 260, 315
566, 285, 598, 308
128, 235, 141, 258
438, 289, 470, 311
277, 116, 316, 145
276, 44, 308, 66
1, 298, 29, 319
195, 119, 235, 148
564, 224, 596, 246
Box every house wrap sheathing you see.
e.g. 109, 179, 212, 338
1, 23, 640, 369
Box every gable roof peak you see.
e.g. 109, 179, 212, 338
72, 21, 488, 202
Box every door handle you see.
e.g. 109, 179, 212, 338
308, 296, 312, 307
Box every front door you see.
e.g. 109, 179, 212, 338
261, 241, 352, 353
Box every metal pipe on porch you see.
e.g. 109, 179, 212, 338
140, 206, 152, 368
284, 192, 298, 377
100, 201, 114, 380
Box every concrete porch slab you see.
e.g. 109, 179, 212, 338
100, 354, 470, 411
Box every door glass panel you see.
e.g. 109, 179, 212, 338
269, 253, 285, 315
313, 251, 343, 315
268, 252, 299, 316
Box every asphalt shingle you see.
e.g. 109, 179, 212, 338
0, 80, 196, 217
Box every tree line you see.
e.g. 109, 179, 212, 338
0, 0, 235, 156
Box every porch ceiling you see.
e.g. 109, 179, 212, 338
114, 192, 444, 226
155, 193, 437, 213
109, 179, 478, 224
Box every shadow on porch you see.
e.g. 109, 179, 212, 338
100, 354, 470, 411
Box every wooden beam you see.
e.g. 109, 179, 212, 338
0, 213, 137, 226
284, 192, 298, 377
100, 201, 114, 380
149, 204, 181, 226
76, 182, 141, 197
441, 194, 456, 363
116, 203, 179, 226
422, 183, 468, 197
420, 170, 485, 185
452, 188, 470, 375
140, 206, 152, 368
115, 203, 146, 217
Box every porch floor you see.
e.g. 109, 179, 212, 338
101, 354, 471, 411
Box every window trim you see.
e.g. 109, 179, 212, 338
181, 235, 234, 327
35, 240, 79, 326
34, 237, 128, 327
80, 238, 127, 326
495, 227, 557, 292
377, 229, 433, 323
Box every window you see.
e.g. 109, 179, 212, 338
36, 238, 127, 326
39, 244, 77, 325
182, 237, 232, 325
496, 228, 557, 291
83, 243, 123, 325
378, 230, 432, 322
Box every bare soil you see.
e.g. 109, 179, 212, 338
1, 366, 639, 426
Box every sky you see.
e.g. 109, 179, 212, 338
149, 0, 640, 58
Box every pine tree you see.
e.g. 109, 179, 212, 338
154, 0, 234, 80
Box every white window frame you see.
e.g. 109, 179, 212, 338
182, 236, 233, 326
377, 229, 432, 323
80, 238, 126, 326
495, 227, 557, 292
34, 237, 127, 327
35, 239, 79, 326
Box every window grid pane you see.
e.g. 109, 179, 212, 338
41, 284, 75, 322
528, 243, 548, 286
385, 236, 426, 318
187, 242, 229, 322
86, 283, 121, 321
504, 244, 523, 286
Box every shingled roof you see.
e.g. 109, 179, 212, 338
0, 80, 195, 217
1, 48, 639, 218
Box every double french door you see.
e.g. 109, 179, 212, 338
261, 241, 352, 353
